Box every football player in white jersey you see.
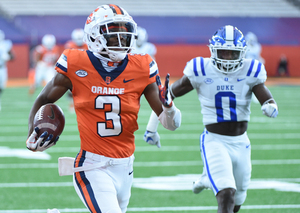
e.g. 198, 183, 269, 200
245, 32, 265, 64
143, 25, 278, 213
0, 29, 14, 111
131, 26, 157, 60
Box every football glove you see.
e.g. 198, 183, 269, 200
156, 74, 173, 107
261, 103, 278, 118
143, 130, 161, 148
26, 127, 59, 152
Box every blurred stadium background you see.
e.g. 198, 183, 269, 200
1, 0, 300, 80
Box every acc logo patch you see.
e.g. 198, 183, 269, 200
75, 70, 88, 77
204, 78, 214, 84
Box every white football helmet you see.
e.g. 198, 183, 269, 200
0, 29, 5, 41
245, 32, 258, 46
42, 34, 56, 50
71, 28, 85, 46
83, 4, 137, 62
136, 26, 148, 47
209, 25, 247, 73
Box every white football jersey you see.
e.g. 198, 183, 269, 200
0, 39, 12, 66
131, 42, 157, 59
183, 57, 266, 125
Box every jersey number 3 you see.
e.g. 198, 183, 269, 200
95, 95, 122, 137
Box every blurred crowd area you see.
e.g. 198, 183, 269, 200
0, 0, 300, 79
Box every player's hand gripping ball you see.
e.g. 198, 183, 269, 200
26, 103, 65, 151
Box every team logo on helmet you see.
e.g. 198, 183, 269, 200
86, 8, 99, 25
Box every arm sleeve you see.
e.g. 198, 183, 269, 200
146, 111, 159, 132
158, 103, 181, 131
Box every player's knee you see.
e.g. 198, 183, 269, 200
216, 188, 236, 205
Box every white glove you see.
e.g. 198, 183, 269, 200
26, 127, 58, 152
143, 130, 161, 148
261, 103, 278, 118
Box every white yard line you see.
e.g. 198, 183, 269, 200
48, 144, 300, 153
1, 133, 300, 143
1, 178, 300, 188
0, 204, 299, 212
0, 158, 300, 169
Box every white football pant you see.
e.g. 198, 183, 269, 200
73, 150, 134, 213
200, 129, 251, 205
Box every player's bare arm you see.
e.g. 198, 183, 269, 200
143, 82, 163, 116
170, 75, 194, 98
252, 83, 276, 105
28, 73, 72, 136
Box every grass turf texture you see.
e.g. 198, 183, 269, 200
0, 84, 299, 212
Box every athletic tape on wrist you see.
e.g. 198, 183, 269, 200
262, 98, 275, 106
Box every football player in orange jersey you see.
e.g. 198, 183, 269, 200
64, 28, 88, 112
26, 4, 181, 213
29, 34, 60, 94
65, 28, 88, 50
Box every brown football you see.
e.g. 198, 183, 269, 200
33, 103, 65, 142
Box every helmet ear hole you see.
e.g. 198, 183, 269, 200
90, 37, 95, 42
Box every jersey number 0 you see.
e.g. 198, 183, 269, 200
215, 92, 237, 122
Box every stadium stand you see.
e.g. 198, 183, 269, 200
0, 0, 300, 78
0, 0, 300, 17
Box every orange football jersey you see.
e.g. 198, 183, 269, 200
34, 45, 60, 66
55, 49, 158, 158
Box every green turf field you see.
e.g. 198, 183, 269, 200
0, 84, 299, 213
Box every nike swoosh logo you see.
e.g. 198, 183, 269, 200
48, 106, 55, 120
129, 170, 133, 175
123, 79, 134, 83
237, 78, 246, 82
246, 144, 251, 148
146, 137, 153, 142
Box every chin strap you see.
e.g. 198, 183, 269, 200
107, 50, 127, 62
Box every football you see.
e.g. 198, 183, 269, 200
33, 103, 65, 142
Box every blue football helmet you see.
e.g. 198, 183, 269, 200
209, 25, 247, 73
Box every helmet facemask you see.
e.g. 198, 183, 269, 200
100, 22, 136, 61
210, 46, 246, 73
209, 25, 247, 74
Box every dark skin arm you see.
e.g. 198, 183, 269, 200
252, 83, 276, 105
27, 73, 72, 137
170, 75, 194, 98
143, 82, 164, 116
28, 73, 165, 137
170, 75, 276, 136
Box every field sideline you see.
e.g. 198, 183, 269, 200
0, 79, 299, 212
